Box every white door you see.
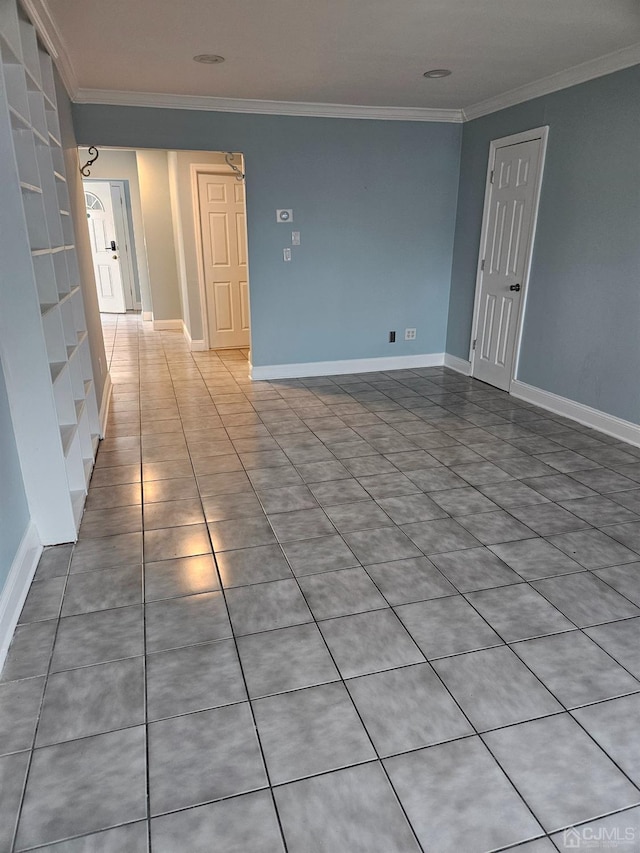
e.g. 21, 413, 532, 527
472, 133, 546, 391
84, 181, 126, 313
197, 173, 250, 349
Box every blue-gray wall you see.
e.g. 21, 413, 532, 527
0, 360, 30, 590
71, 105, 462, 366
447, 66, 640, 423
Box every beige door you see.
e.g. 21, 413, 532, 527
197, 173, 250, 348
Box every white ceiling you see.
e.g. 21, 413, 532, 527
46, 0, 640, 113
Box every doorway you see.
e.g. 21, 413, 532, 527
470, 127, 548, 391
194, 168, 250, 350
84, 180, 138, 314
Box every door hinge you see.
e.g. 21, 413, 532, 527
480, 259, 485, 271
490, 169, 494, 184
472, 339, 477, 351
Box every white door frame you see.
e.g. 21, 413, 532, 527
190, 160, 251, 352
468, 126, 549, 390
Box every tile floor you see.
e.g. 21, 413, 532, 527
1, 313, 640, 851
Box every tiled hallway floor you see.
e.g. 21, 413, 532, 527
2, 313, 640, 851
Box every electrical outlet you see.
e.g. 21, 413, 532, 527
405, 328, 417, 341
276, 209, 293, 223
283, 247, 292, 262
389, 331, 396, 343
291, 231, 300, 245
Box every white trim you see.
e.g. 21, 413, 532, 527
73, 88, 464, 123
463, 43, 640, 121
0, 522, 42, 673
99, 372, 112, 438
142, 311, 153, 322
135, 302, 142, 311
510, 381, 640, 449
444, 354, 472, 376
152, 319, 183, 331
468, 126, 549, 390
250, 352, 445, 381
21, 0, 79, 97
182, 321, 207, 351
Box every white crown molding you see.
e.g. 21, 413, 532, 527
250, 352, 445, 381
21, 0, 79, 97
463, 42, 640, 121
73, 88, 464, 123
510, 380, 640, 449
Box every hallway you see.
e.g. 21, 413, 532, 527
2, 313, 640, 851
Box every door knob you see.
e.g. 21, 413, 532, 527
509, 283, 521, 292
112, 254, 118, 259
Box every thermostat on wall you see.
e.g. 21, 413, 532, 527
276, 209, 293, 223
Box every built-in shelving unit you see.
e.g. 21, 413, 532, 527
0, 0, 99, 541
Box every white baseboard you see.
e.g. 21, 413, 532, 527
510, 380, 640, 448
142, 311, 153, 322
444, 354, 472, 376
182, 322, 207, 352
250, 352, 445, 381
0, 522, 42, 673
99, 372, 112, 439
153, 319, 183, 331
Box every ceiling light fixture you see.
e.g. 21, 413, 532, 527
423, 69, 452, 78
193, 54, 225, 64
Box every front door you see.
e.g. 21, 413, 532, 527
84, 181, 126, 314
197, 172, 250, 349
472, 134, 546, 391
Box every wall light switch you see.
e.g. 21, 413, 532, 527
283, 248, 292, 262
276, 209, 293, 223
291, 231, 300, 245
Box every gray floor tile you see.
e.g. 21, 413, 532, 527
513, 631, 640, 708
62, 564, 142, 615
344, 526, 422, 564
34, 544, 73, 581
18, 577, 66, 624
319, 609, 424, 678
145, 591, 232, 652
376, 493, 449, 524
430, 486, 500, 516
274, 762, 421, 853
456, 510, 537, 545
406, 467, 469, 492
36, 658, 144, 746
594, 562, 640, 605
79, 505, 143, 539
346, 662, 472, 755
16, 726, 147, 850
572, 693, 640, 786
258, 485, 319, 514
384, 737, 542, 852
225, 579, 312, 635
202, 492, 265, 521
148, 703, 267, 815
466, 583, 575, 641
146, 639, 246, 720
298, 567, 388, 619
281, 534, 359, 576
401, 518, 481, 555
546, 529, 640, 569
267, 508, 335, 542
560, 495, 640, 527
364, 556, 455, 605
0, 676, 44, 755
490, 537, 585, 581
217, 544, 292, 587
29, 821, 149, 852
143, 498, 205, 530
452, 460, 514, 485
324, 500, 394, 533
0, 751, 29, 852
253, 681, 375, 784
357, 472, 420, 499
247, 465, 303, 490
151, 790, 284, 853
430, 547, 522, 592
70, 532, 143, 573
524, 475, 598, 502
197, 470, 253, 497
611, 490, 640, 515
308, 478, 370, 506
434, 645, 562, 730
144, 554, 219, 601
571, 467, 640, 494
429, 445, 487, 466
604, 521, 640, 554
494, 456, 557, 479
483, 714, 639, 832
396, 594, 502, 659
143, 475, 200, 502
551, 807, 640, 853
208, 515, 277, 550
51, 607, 143, 672
343, 455, 399, 478
532, 571, 640, 626
479, 481, 550, 510
144, 524, 212, 562
509, 503, 590, 535
584, 618, 640, 679
237, 623, 339, 698
1, 620, 57, 682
